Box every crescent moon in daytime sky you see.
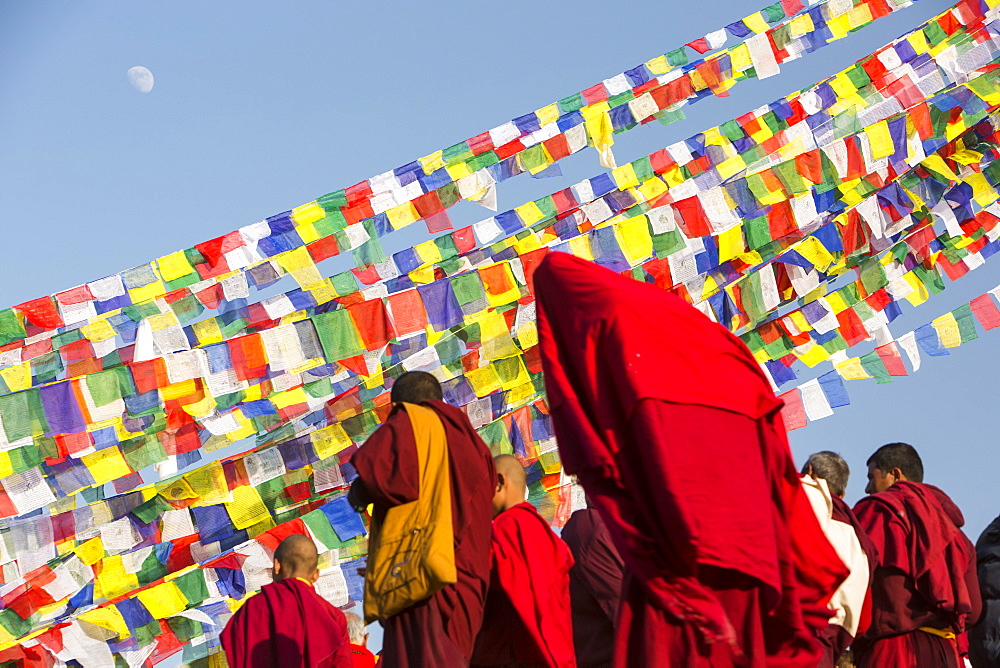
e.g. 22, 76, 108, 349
127, 66, 154, 93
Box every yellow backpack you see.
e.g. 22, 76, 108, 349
363, 403, 457, 622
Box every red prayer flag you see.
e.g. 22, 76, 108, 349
16, 297, 64, 329
875, 342, 909, 376
778, 388, 807, 430
970, 294, 1000, 330
686, 38, 711, 54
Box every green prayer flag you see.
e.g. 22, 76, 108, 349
952, 303, 979, 344
312, 310, 365, 361
174, 569, 209, 607
859, 351, 894, 384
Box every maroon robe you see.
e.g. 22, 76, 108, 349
853, 481, 981, 668
472, 502, 576, 667
562, 508, 623, 668
534, 252, 847, 667
221, 577, 352, 668
351, 400, 496, 667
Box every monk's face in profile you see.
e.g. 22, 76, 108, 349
865, 464, 897, 494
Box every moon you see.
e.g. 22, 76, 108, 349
127, 66, 154, 93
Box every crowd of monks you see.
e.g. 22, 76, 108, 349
220, 253, 997, 668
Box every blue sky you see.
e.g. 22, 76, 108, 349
3, 0, 998, 658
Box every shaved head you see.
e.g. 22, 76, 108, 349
273, 534, 319, 581
390, 371, 443, 404
492, 454, 528, 516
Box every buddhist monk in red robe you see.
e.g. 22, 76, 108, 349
533, 252, 847, 667
562, 503, 623, 668
349, 371, 496, 667
852, 442, 981, 668
472, 454, 576, 667
221, 534, 352, 668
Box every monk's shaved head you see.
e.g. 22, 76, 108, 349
494, 454, 527, 486
492, 454, 528, 516
273, 534, 319, 581
390, 371, 443, 404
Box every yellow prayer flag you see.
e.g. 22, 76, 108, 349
0, 362, 31, 393
515, 201, 547, 225
81, 318, 118, 342
275, 246, 315, 275
796, 237, 835, 272
611, 163, 640, 190
81, 447, 132, 486
192, 317, 225, 345
931, 312, 962, 348
865, 121, 894, 160
716, 226, 745, 264
413, 240, 443, 265
137, 582, 189, 619
157, 251, 196, 282
902, 272, 929, 306
566, 235, 595, 261
291, 201, 325, 226
78, 606, 131, 640
730, 43, 753, 72
386, 202, 421, 229
789, 13, 814, 36
465, 365, 503, 397
271, 386, 310, 410
159, 477, 198, 502
636, 176, 668, 202
796, 343, 830, 368
312, 423, 353, 460
536, 103, 560, 126
834, 358, 872, 380
615, 216, 653, 265
128, 280, 167, 305
74, 537, 105, 565
743, 13, 770, 33
420, 150, 446, 174
645, 55, 671, 75
716, 155, 746, 180
225, 485, 271, 530
94, 556, 139, 602
161, 379, 199, 402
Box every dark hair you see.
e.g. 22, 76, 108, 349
802, 451, 850, 497
866, 442, 924, 483
390, 371, 443, 404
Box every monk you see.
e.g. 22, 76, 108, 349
220, 534, 352, 668
800, 451, 877, 667
533, 252, 847, 667
344, 612, 377, 668
852, 442, 981, 667
349, 371, 496, 667
472, 454, 576, 667
561, 501, 623, 668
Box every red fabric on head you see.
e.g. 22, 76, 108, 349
534, 252, 847, 662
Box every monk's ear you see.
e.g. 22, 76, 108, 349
891, 467, 906, 482
495, 472, 505, 493
309, 569, 320, 585
272, 561, 282, 580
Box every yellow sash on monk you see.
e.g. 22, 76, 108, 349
363, 403, 457, 623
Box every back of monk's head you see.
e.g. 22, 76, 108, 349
492, 454, 528, 516
802, 451, 850, 497
273, 534, 320, 582
390, 371, 443, 404
867, 442, 924, 482
345, 611, 367, 645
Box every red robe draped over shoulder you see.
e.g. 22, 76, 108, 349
562, 507, 623, 668
852, 481, 981, 668
221, 577, 352, 668
472, 502, 576, 667
350, 400, 497, 667
533, 252, 847, 667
